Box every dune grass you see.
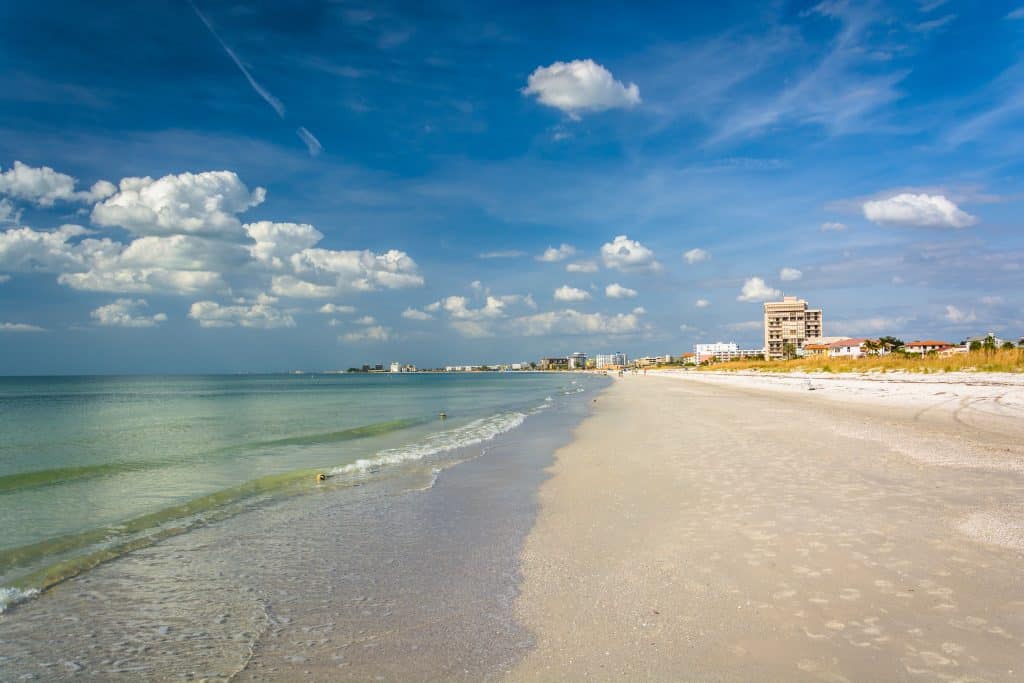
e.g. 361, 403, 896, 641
697, 348, 1024, 374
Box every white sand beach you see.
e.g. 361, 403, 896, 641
507, 371, 1024, 681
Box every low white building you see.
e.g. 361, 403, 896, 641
828, 338, 867, 358
694, 342, 762, 363
389, 361, 401, 373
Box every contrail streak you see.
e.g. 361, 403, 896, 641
296, 127, 323, 156
189, 0, 286, 118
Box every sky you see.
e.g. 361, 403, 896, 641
1, 0, 1023, 374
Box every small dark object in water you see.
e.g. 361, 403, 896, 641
316, 472, 327, 482
439, 411, 447, 420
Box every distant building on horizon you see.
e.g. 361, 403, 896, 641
568, 351, 588, 369
694, 342, 762, 364
763, 295, 823, 360
595, 352, 627, 368
539, 357, 569, 370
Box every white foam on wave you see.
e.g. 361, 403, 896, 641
0, 586, 39, 614
330, 410, 528, 476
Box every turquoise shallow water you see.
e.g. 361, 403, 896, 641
0, 372, 588, 608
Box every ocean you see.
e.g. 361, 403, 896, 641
0, 371, 606, 679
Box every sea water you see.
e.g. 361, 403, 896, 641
0, 372, 597, 615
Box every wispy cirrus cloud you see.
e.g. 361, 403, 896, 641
703, 3, 911, 145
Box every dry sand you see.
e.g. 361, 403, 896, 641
506, 372, 1024, 681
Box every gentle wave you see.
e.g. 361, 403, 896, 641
330, 411, 527, 476
0, 586, 39, 614
0, 417, 426, 494
214, 416, 430, 453
0, 462, 152, 493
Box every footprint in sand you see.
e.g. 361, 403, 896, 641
796, 659, 819, 672
919, 651, 953, 667
839, 588, 861, 601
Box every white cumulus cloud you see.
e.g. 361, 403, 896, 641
1, 164, 427, 317
0, 224, 93, 273
537, 243, 576, 262
695, 298, 710, 308
683, 248, 710, 264
510, 308, 643, 337
737, 277, 781, 302
434, 295, 509, 320
92, 171, 266, 237
246, 221, 323, 269
566, 260, 598, 273
188, 295, 295, 329
0, 199, 20, 224
0, 161, 114, 207
820, 221, 847, 232
286, 248, 423, 296
341, 325, 391, 342
862, 193, 977, 229
319, 303, 356, 315
554, 285, 590, 302
605, 283, 637, 298
523, 59, 640, 117
779, 267, 803, 281
944, 305, 976, 324
91, 298, 168, 328
600, 235, 660, 272
401, 307, 432, 320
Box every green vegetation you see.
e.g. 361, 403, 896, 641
697, 348, 1024, 374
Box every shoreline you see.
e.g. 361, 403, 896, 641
507, 372, 1024, 680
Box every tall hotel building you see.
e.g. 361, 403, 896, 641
763, 296, 822, 360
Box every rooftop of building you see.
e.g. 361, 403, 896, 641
906, 340, 954, 347
828, 338, 867, 347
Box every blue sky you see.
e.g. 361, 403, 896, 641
1, 0, 1023, 373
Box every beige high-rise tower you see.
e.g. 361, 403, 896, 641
763, 296, 822, 360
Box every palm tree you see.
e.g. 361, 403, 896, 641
782, 342, 797, 360
878, 336, 904, 353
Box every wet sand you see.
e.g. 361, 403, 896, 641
507, 372, 1024, 681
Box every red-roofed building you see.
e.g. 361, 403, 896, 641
904, 340, 953, 354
